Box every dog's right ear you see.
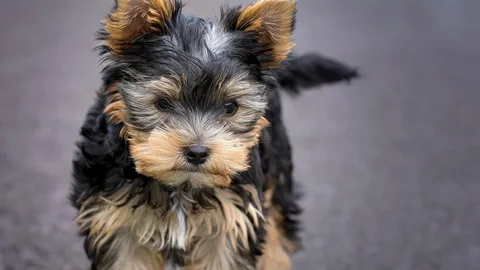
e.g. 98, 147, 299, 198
102, 0, 182, 53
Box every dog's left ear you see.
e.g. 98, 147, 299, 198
222, 0, 296, 68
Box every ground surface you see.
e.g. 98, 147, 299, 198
1, 0, 480, 269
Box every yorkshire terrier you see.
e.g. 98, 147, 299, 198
70, 0, 358, 269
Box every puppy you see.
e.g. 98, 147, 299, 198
70, 0, 358, 269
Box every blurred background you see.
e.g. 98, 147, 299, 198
1, 0, 480, 269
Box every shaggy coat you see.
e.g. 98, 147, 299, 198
70, 0, 358, 269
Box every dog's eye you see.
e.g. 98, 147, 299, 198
223, 101, 238, 116
156, 98, 172, 111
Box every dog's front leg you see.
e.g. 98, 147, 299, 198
256, 216, 292, 270
184, 234, 256, 270
88, 232, 166, 270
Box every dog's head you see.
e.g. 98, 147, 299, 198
99, 0, 296, 188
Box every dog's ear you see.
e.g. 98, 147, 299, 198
222, 0, 296, 68
103, 0, 181, 53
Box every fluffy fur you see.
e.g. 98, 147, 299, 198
70, 0, 358, 269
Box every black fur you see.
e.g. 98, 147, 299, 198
275, 53, 360, 94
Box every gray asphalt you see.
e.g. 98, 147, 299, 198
1, 0, 480, 269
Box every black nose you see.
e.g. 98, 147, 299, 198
185, 145, 209, 165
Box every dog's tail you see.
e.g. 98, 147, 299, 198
274, 53, 360, 94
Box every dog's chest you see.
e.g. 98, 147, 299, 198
77, 184, 262, 269
130, 189, 220, 252
166, 192, 189, 250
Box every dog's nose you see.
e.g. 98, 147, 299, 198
184, 145, 209, 165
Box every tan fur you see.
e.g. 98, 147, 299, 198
104, 0, 178, 53
263, 176, 299, 253
104, 85, 129, 139
256, 186, 294, 270
101, 231, 166, 270
270, 204, 298, 253
256, 217, 291, 270
185, 185, 262, 270
236, 0, 296, 68
125, 116, 269, 188
105, 95, 128, 124
147, 76, 184, 100
76, 184, 263, 270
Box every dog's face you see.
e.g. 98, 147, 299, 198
100, 0, 296, 188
